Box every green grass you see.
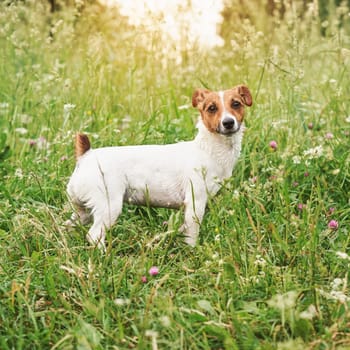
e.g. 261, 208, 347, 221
0, 1, 350, 349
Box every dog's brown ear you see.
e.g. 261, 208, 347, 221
238, 85, 253, 107
192, 88, 210, 108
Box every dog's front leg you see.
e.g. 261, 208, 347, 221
183, 190, 207, 246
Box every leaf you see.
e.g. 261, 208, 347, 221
76, 319, 103, 350
197, 299, 215, 315
240, 301, 260, 315
203, 323, 239, 350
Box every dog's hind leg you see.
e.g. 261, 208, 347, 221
87, 196, 123, 251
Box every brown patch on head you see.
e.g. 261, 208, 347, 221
75, 133, 91, 159
192, 88, 211, 108
193, 90, 224, 132
223, 85, 252, 123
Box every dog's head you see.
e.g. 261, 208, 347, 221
192, 85, 252, 135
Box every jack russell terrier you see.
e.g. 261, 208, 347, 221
67, 85, 252, 249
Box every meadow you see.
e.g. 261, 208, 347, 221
0, 1, 350, 349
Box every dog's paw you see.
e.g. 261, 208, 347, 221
184, 235, 197, 247
86, 233, 106, 252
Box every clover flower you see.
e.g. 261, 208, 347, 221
269, 140, 277, 150
29, 139, 37, 147
328, 220, 339, 230
328, 207, 335, 214
297, 203, 304, 211
149, 266, 159, 276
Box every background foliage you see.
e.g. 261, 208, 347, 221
0, 0, 349, 349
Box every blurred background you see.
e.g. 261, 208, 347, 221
0, 0, 349, 148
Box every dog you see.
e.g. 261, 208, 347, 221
66, 85, 252, 249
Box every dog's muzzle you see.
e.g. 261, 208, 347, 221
219, 117, 241, 135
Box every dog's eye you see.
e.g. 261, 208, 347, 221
231, 100, 241, 109
207, 104, 217, 113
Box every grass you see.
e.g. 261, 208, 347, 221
0, 1, 350, 349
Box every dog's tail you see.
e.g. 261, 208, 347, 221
75, 133, 91, 159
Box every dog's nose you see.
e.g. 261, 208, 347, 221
222, 118, 235, 130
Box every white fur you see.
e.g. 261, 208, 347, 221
67, 99, 244, 249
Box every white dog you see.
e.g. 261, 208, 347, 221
67, 85, 252, 249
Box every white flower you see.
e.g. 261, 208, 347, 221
331, 277, 345, 291
254, 255, 267, 267
317, 288, 350, 303
330, 291, 349, 303
63, 103, 76, 113
15, 168, 23, 178
212, 253, 219, 260
37, 136, 50, 150
303, 145, 323, 159
114, 298, 131, 306
159, 315, 171, 327
336, 251, 350, 260
0, 102, 9, 110
292, 155, 301, 164
299, 304, 317, 320
268, 291, 298, 311
232, 190, 240, 200
15, 127, 28, 135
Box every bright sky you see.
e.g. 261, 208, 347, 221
99, 0, 225, 49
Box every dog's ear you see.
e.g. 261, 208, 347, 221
237, 85, 253, 107
192, 88, 210, 108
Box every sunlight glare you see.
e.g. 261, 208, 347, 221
99, 0, 225, 49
